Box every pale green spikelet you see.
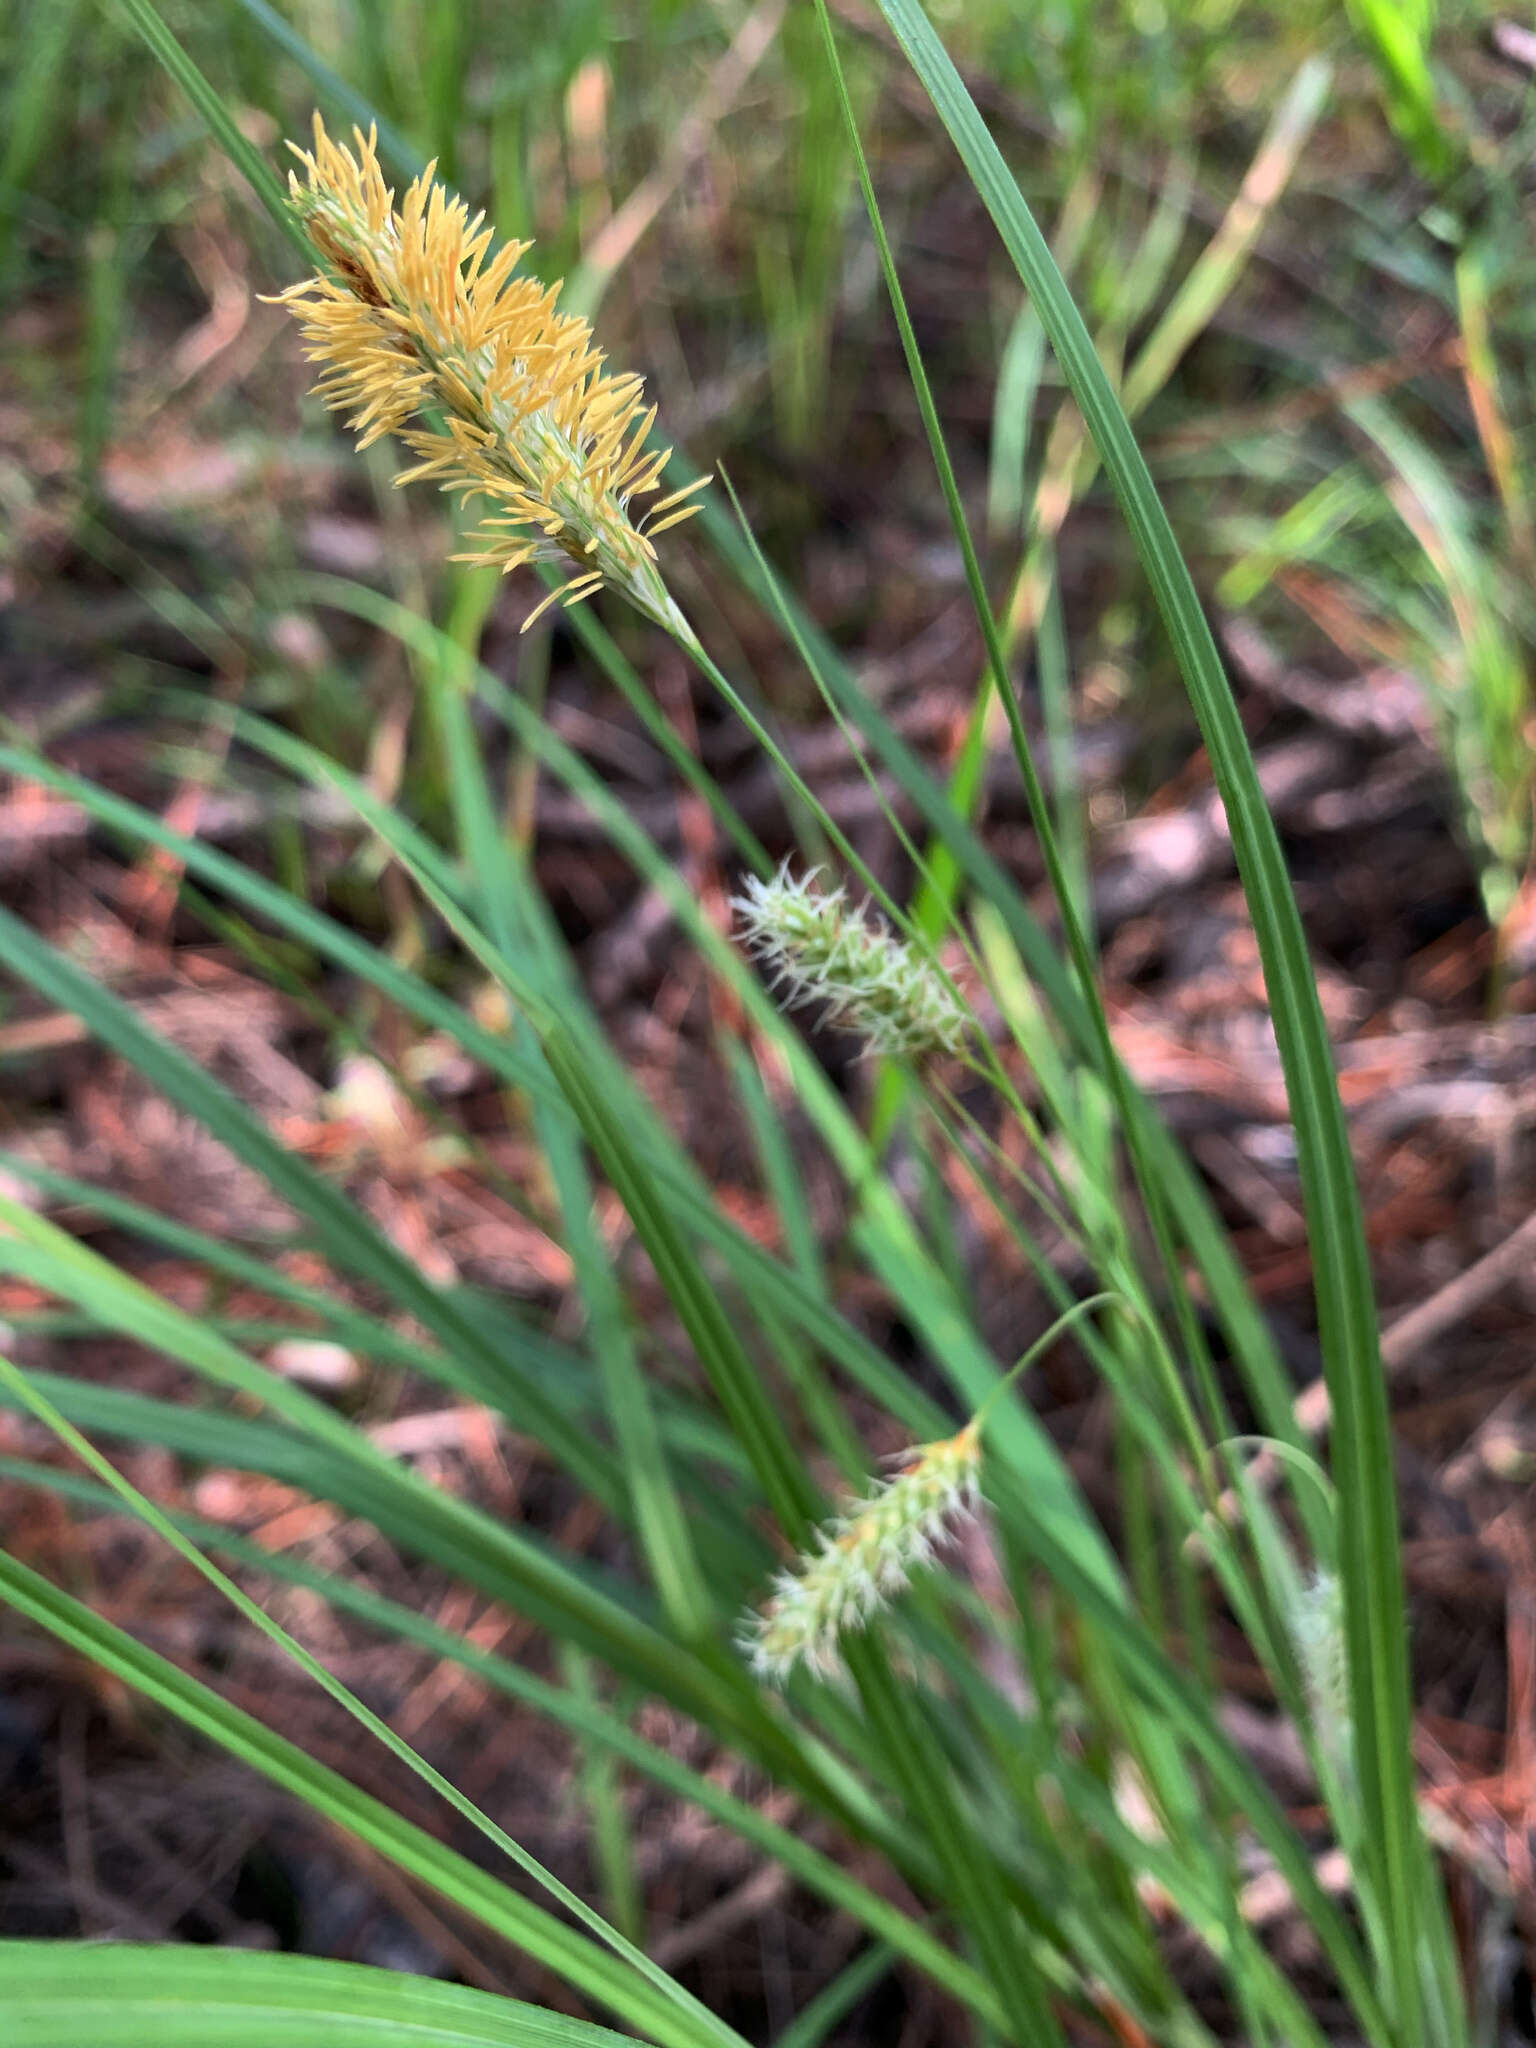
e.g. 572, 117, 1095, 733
1290, 1567, 1353, 1781
731, 863, 969, 1059
742, 1422, 983, 1684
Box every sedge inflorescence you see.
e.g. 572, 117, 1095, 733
731, 862, 970, 1059
1289, 1567, 1352, 1777
743, 1423, 983, 1684
272, 116, 706, 640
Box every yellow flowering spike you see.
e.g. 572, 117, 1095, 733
271, 117, 703, 644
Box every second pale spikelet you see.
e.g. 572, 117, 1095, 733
1290, 1568, 1353, 1783
271, 117, 707, 642
743, 1423, 983, 1683
732, 863, 969, 1058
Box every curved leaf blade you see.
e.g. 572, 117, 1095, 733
3, 1941, 638, 2046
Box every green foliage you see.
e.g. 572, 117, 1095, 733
0, 0, 1505, 2043
5, 1944, 647, 2047
1346, 0, 1453, 178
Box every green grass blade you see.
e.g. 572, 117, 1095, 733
770, 1948, 893, 2048
1, 1455, 999, 2028
0, 900, 618, 1505
721, 1040, 867, 1482
3, 1943, 642, 2048
556, 601, 772, 874
0, 740, 947, 1472
843, 1640, 1067, 2045
1346, 0, 1452, 178
680, 500, 1319, 1510
221, 0, 418, 174
110, 0, 309, 259
0, 1552, 727, 2048
0, 1151, 636, 1430
0, 1212, 711, 1686
0, 1355, 744, 2048
1118, 59, 1331, 420
0, 1234, 896, 1864
862, 5, 1453, 2033
540, 1023, 821, 1547
0, 741, 560, 1111
561, 1649, 645, 1949
812, 0, 1227, 1473
227, 600, 1124, 1611
0, 0, 87, 290
2, 1214, 762, 1584
422, 664, 710, 1641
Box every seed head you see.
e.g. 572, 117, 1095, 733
1290, 1567, 1352, 1780
271, 117, 706, 640
743, 1423, 983, 1684
732, 863, 969, 1059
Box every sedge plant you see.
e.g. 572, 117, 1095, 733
0, 6, 1483, 2046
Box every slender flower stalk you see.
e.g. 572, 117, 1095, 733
732, 861, 970, 1059
743, 1422, 983, 1683
271, 116, 706, 642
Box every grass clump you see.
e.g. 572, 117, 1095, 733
1, 5, 1520, 2047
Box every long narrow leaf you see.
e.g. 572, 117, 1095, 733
0, 1355, 743, 2048
863, 5, 1449, 2032
0, 1553, 726, 2048
4, 1943, 639, 2048
0, 901, 618, 1506
0, 1455, 1000, 2030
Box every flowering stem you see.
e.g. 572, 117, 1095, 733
971, 1290, 1129, 1440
